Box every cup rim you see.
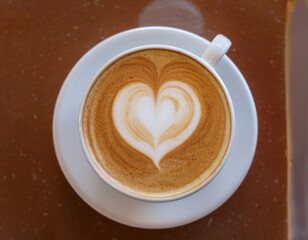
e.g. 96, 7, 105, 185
78, 44, 235, 202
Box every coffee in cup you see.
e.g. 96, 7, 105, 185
80, 45, 233, 200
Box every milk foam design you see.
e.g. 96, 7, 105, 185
112, 81, 201, 168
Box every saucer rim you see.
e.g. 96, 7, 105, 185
52, 26, 258, 229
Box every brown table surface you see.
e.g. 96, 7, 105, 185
0, 0, 289, 239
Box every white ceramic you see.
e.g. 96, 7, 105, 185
78, 36, 235, 202
53, 26, 258, 228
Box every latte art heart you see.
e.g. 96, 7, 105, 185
112, 81, 201, 168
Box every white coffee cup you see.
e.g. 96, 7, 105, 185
79, 34, 235, 202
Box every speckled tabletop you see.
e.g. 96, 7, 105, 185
0, 0, 289, 239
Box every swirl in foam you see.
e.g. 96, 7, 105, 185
112, 81, 201, 168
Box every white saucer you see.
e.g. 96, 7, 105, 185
53, 26, 258, 229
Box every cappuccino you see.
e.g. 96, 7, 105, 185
82, 49, 232, 198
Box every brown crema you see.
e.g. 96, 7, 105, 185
82, 49, 232, 198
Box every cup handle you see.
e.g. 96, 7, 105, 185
201, 34, 232, 68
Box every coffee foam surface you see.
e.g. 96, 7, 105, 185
82, 49, 231, 198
